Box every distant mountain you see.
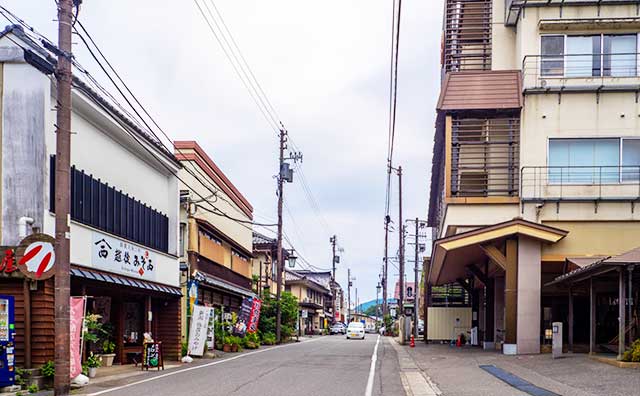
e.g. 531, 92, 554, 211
355, 298, 397, 313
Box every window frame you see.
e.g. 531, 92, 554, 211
540, 33, 640, 78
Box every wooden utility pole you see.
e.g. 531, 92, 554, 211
383, 217, 389, 316
275, 129, 286, 343
54, 1, 73, 394
413, 217, 419, 339
398, 166, 404, 313
347, 268, 351, 323
330, 235, 337, 322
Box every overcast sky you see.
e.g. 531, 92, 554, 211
5, 1, 442, 304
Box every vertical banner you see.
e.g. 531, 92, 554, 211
206, 308, 215, 351
234, 297, 253, 337
69, 297, 86, 378
187, 305, 210, 356
247, 298, 262, 334
188, 281, 198, 316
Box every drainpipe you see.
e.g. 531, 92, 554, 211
18, 217, 34, 239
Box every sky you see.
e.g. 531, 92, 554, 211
3, 0, 443, 304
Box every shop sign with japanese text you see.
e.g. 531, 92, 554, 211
92, 232, 157, 282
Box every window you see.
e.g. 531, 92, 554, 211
179, 222, 186, 257
541, 34, 637, 77
50, 156, 169, 252
548, 138, 640, 183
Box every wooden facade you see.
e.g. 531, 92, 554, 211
0, 277, 55, 367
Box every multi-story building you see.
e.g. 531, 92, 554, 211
175, 141, 255, 341
0, 25, 183, 366
284, 270, 332, 335
251, 231, 288, 297
428, 0, 640, 356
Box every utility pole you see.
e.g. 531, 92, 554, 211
398, 166, 404, 314
54, 1, 73, 394
347, 268, 351, 323
355, 287, 358, 315
275, 127, 301, 344
330, 235, 337, 323
413, 217, 419, 339
383, 216, 389, 316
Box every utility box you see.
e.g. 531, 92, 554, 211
552, 322, 563, 359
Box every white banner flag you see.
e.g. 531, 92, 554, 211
188, 305, 211, 356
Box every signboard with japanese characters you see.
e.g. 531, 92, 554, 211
92, 232, 157, 282
187, 305, 210, 357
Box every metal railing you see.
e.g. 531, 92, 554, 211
521, 166, 640, 201
522, 53, 640, 91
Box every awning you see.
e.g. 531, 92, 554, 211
429, 218, 568, 285
548, 246, 640, 286
437, 70, 522, 111
71, 267, 182, 296
193, 270, 255, 298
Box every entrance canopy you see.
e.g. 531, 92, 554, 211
548, 246, 640, 286
429, 219, 568, 285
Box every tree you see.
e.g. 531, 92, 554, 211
258, 291, 298, 339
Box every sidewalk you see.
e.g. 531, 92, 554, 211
400, 342, 640, 396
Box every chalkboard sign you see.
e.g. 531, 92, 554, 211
142, 342, 164, 371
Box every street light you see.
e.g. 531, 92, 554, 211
287, 250, 297, 268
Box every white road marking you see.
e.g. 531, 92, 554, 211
364, 335, 381, 396
85, 337, 324, 396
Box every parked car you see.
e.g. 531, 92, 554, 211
365, 325, 376, 334
346, 322, 365, 340
330, 323, 346, 335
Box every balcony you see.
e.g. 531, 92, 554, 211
505, 0, 640, 27
522, 53, 640, 93
521, 166, 640, 202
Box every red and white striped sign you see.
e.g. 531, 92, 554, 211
16, 234, 56, 280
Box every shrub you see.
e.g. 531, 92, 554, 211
181, 341, 188, 357
41, 361, 55, 378
622, 339, 640, 362
261, 332, 276, 345
27, 384, 38, 394
14, 367, 26, 387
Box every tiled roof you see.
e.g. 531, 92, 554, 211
437, 70, 523, 111
253, 231, 276, 246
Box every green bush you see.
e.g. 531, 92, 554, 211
622, 338, 640, 362
244, 332, 260, 349
27, 384, 38, 394
181, 341, 188, 357
41, 361, 55, 378
258, 292, 298, 341
14, 367, 26, 387
261, 332, 276, 345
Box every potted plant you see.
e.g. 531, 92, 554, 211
86, 352, 102, 378
100, 340, 116, 367
230, 336, 240, 352
222, 336, 232, 353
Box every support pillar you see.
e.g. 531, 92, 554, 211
589, 277, 596, 355
504, 239, 518, 352
568, 286, 574, 353
484, 279, 495, 349
516, 236, 541, 354
618, 268, 626, 361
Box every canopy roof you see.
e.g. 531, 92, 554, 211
548, 246, 640, 286
429, 219, 568, 285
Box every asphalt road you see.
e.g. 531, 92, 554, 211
80, 335, 405, 396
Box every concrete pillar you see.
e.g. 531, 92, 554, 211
504, 239, 518, 352
484, 279, 495, 347
516, 236, 541, 354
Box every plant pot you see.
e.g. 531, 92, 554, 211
223, 344, 231, 353
100, 353, 116, 367
231, 344, 238, 352
88, 367, 98, 378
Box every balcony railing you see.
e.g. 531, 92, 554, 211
521, 166, 640, 201
506, 0, 640, 26
522, 53, 640, 92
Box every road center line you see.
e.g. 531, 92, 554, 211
85, 337, 324, 396
364, 335, 381, 396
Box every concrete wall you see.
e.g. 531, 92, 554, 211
1, 63, 48, 245
517, 236, 541, 354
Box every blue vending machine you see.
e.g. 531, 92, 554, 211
0, 295, 15, 387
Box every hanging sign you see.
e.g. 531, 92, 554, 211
233, 298, 253, 337
92, 232, 157, 281
188, 305, 210, 356
16, 234, 56, 280
206, 308, 215, 351
142, 342, 164, 371
69, 297, 86, 378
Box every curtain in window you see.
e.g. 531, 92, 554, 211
566, 36, 598, 77
541, 36, 564, 76
604, 35, 636, 77
622, 139, 640, 181
548, 139, 619, 183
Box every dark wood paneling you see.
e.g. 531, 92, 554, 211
153, 298, 181, 361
